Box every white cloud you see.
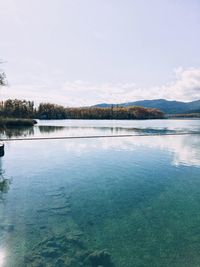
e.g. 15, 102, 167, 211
1, 67, 200, 106
158, 67, 200, 100
0, 0, 24, 26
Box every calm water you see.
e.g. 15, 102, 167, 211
0, 119, 200, 267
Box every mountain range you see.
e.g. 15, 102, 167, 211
93, 99, 200, 114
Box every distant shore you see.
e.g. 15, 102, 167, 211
0, 99, 199, 123
166, 113, 200, 119
0, 99, 165, 120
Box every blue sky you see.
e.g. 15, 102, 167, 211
0, 0, 200, 106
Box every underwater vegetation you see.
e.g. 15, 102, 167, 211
24, 232, 115, 267
0, 170, 10, 199
16, 187, 116, 267
0, 178, 9, 193
87, 250, 115, 267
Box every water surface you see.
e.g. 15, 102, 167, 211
0, 119, 200, 267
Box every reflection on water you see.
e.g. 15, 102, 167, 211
1, 119, 200, 140
0, 247, 7, 267
0, 127, 34, 139
1, 120, 200, 168
60, 134, 200, 168
0, 119, 200, 266
38, 125, 65, 133
0, 125, 64, 139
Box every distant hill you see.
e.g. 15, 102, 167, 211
93, 99, 200, 114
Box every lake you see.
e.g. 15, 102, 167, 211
0, 119, 200, 267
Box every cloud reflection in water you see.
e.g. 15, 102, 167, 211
64, 134, 200, 168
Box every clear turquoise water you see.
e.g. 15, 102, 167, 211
0, 119, 200, 267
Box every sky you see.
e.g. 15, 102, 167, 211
0, 0, 200, 106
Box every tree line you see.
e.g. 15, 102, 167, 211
0, 99, 165, 120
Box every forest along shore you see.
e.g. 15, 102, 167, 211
0, 99, 164, 121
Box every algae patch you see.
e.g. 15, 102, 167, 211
21, 188, 115, 267
24, 233, 115, 267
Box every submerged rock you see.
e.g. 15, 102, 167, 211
24, 233, 88, 267
86, 250, 115, 267
24, 232, 115, 267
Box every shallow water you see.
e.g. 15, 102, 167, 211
0, 119, 200, 267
